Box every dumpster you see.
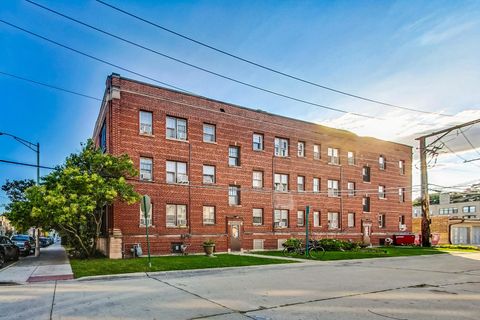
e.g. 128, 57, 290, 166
393, 234, 416, 245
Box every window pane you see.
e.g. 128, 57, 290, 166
140, 111, 152, 134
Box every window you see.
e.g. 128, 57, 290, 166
463, 206, 476, 213
203, 123, 216, 142
166, 116, 187, 140
379, 185, 386, 199
347, 213, 355, 228
347, 182, 355, 196
228, 185, 240, 205
253, 208, 263, 226
379, 155, 386, 170
399, 215, 406, 229
253, 133, 264, 151
297, 176, 305, 192
399, 160, 405, 175
274, 137, 288, 157
313, 144, 320, 160
363, 197, 370, 212
347, 151, 355, 165
166, 161, 187, 183
203, 206, 215, 225
274, 209, 288, 228
99, 119, 107, 153
313, 178, 320, 193
274, 173, 288, 192
362, 166, 371, 182
203, 165, 215, 184
139, 111, 153, 135
328, 147, 339, 164
253, 171, 263, 188
228, 146, 240, 166
313, 211, 320, 227
297, 141, 305, 157
399, 188, 405, 203
297, 210, 305, 227
439, 207, 459, 215
378, 214, 386, 228
140, 157, 153, 181
140, 203, 152, 226
166, 204, 187, 227
327, 179, 339, 197
328, 212, 339, 229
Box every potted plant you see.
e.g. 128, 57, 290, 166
203, 239, 215, 256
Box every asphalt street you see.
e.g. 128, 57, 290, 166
1, 252, 479, 320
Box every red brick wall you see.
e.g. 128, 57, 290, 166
94, 74, 412, 256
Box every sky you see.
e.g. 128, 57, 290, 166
1, 0, 480, 210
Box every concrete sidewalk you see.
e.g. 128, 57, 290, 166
0, 243, 73, 284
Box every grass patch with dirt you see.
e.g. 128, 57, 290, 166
70, 254, 295, 278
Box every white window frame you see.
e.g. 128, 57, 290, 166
166, 204, 187, 227
297, 210, 305, 227
313, 211, 320, 227
139, 110, 153, 135
274, 173, 288, 192
463, 206, 476, 213
328, 147, 339, 164
363, 166, 371, 182
253, 208, 263, 226
253, 133, 264, 151
347, 181, 355, 196
363, 197, 370, 212
140, 157, 153, 181
399, 188, 405, 203
347, 151, 355, 165
253, 171, 263, 188
203, 206, 215, 225
379, 155, 386, 170
328, 212, 339, 229
140, 203, 153, 227
347, 212, 355, 228
274, 209, 288, 228
203, 165, 215, 184
228, 146, 240, 166
274, 137, 289, 157
297, 176, 305, 192
313, 178, 320, 193
399, 160, 405, 175
313, 144, 320, 160
297, 141, 305, 157
228, 185, 240, 205
166, 161, 187, 184
379, 185, 386, 199
378, 213, 386, 228
327, 179, 339, 197
166, 116, 187, 140
203, 123, 216, 142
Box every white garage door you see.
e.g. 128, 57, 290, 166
472, 227, 480, 245
452, 227, 469, 244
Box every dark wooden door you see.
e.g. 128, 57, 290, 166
230, 223, 241, 251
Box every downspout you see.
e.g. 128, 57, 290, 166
188, 142, 192, 236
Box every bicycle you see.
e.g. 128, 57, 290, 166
282, 239, 325, 259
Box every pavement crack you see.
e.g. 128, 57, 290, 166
49, 280, 57, 320
368, 309, 408, 320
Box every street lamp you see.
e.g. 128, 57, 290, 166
0, 131, 41, 256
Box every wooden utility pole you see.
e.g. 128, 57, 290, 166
416, 118, 480, 247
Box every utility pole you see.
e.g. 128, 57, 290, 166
415, 118, 480, 247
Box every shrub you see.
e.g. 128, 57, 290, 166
283, 238, 302, 248
316, 239, 360, 251
436, 244, 480, 251
203, 239, 215, 246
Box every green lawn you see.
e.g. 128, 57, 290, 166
70, 254, 295, 278
252, 246, 469, 261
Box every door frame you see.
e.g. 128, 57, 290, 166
227, 218, 243, 252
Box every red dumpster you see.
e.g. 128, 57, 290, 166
393, 234, 416, 246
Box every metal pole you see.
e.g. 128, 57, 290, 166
419, 137, 431, 247
143, 196, 152, 268
305, 205, 310, 257
35, 143, 40, 257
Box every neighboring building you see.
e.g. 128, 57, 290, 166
413, 194, 480, 245
93, 74, 412, 258
0, 214, 14, 236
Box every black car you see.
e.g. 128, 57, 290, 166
0, 236, 20, 268
11, 235, 35, 256
39, 237, 50, 248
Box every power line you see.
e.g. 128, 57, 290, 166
0, 70, 102, 101
460, 128, 480, 157
8, 9, 379, 121
439, 139, 480, 169
0, 159, 55, 170
94, 0, 454, 118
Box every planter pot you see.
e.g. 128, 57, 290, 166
203, 244, 215, 256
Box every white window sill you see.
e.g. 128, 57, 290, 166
253, 224, 263, 227
139, 225, 155, 228
166, 137, 189, 143
140, 179, 154, 183
166, 182, 189, 186
203, 140, 217, 144
139, 133, 155, 137
166, 226, 189, 229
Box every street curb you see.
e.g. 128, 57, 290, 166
0, 259, 20, 273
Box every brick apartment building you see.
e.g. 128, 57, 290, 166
93, 73, 412, 258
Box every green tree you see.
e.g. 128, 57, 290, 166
4, 140, 140, 258
2, 179, 36, 232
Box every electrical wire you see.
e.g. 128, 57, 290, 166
460, 128, 480, 157
93, 0, 454, 117
2, 12, 378, 120
439, 139, 480, 169
0, 70, 102, 101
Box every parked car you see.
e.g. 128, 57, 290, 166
0, 236, 20, 268
39, 237, 50, 248
10, 235, 35, 256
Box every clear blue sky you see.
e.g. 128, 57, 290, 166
1, 0, 480, 209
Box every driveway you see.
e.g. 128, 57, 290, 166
1, 252, 479, 319
0, 243, 73, 284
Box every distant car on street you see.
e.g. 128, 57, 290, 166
10, 235, 35, 256
39, 237, 51, 248
0, 235, 20, 268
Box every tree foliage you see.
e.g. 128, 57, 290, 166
2, 179, 36, 232
3, 140, 140, 258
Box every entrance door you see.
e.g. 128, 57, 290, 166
229, 222, 242, 251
